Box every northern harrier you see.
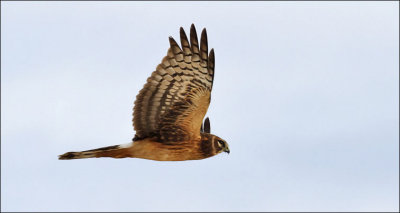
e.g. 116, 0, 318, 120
59, 24, 229, 161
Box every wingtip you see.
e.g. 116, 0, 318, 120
204, 117, 211, 133
191, 24, 197, 32
169, 36, 177, 44
201, 28, 207, 36
180, 27, 187, 37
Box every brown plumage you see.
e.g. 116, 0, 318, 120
59, 24, 229, 161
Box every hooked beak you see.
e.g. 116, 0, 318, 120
224, 147, 230, 154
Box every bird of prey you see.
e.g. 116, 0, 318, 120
59, 24, 229, 161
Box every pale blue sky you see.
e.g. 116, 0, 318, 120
1, 1, 399, 212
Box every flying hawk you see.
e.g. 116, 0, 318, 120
59, 24, 229, 161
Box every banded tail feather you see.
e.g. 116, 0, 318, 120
58, 143, 133, 160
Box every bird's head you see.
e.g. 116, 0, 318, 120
200, 117, 230, 156
200, 133, 230, 156
214, 136, 230, 154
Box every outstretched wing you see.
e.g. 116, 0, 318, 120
133, 24, 215, 142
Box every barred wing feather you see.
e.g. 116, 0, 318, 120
133, 24, 215, 142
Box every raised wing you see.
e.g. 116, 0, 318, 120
201, 117, 211, 133
133, 24, 215, 142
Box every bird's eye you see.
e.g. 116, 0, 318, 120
217, 140, 225, 147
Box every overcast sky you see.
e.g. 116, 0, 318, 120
1, 1, 399, 212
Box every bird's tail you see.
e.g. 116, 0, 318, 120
58, 143, 133, 160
